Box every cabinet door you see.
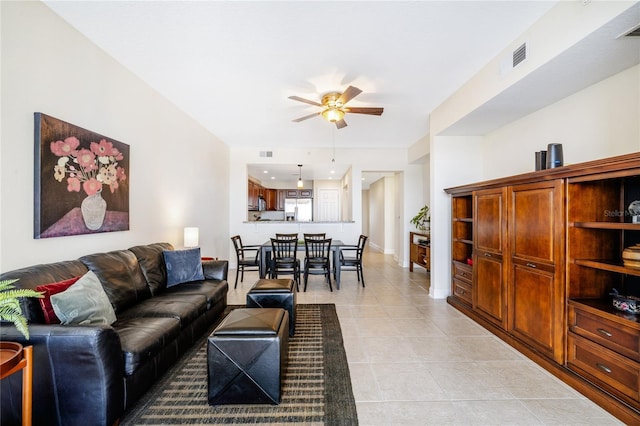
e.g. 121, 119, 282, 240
265, 189, 277, 210
286, 189, 299, 198
299, 189, 312, 198
277, 190, 286, 211
248, 180, 257, 209
473, 188, 508, 328
508, 180, 565, 364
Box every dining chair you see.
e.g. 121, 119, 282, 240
270, 236, 300, 290
275, 233, 298, 239
338, 234, 368, 287
230, 235, 261, 289
303, 237, 332, 291
303, 233, 326, 240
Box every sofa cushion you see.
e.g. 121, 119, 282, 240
51, 271, 117, 325
36, 276, 81, 324
129, 243, 174, 296
80, 249, 151, 314
112, 316, 181, 376
0, 260, 89, 324
163, 248, 204, 287
164, 279, 228, 310
117, 293, 207, 327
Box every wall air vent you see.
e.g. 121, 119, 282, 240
259, 151, 273, 158
513, 43, 526, 68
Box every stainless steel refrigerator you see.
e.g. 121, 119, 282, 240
284, 198, 312, 222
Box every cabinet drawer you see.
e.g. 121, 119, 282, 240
569, 304, 640, 361
453, 262, 472, 283
567, 333, 640, 403
453, 278, 472, 305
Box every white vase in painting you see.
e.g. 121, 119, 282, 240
81, 190, 107, 230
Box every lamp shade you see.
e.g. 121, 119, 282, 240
183, 227, 199, 248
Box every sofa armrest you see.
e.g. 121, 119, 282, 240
0, 324, 124, 426
202, 259, 228, 281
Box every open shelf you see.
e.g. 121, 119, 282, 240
575, 259, 640, 277
573, 222, 640, 230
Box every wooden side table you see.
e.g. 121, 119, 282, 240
0, 342, 33, 426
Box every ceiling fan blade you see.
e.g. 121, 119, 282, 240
288, 95, 323, 107
335, 119, 347, 129
338, 86, 362, 105
345, 107, 384, 116
292, 112, 320, 122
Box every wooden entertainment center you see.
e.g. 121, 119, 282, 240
445, 152, 640, 424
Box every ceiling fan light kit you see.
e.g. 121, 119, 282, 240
289, 85, 383, 129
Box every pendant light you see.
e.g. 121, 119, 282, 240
297, 164, 303, 188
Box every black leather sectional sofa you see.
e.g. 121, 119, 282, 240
0, 242, 229, 426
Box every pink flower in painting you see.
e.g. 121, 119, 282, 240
116, 166, 126, 182
82, 178, 102, 196
50, 135, 126, 196
50, 137, 80, 157
76, 149, 97, 171
90, 139, 120, 157
67, 177, 81, 192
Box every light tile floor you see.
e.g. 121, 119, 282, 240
227, 251, 623, 425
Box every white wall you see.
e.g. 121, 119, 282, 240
1, 2, 229, 271
430, 136, 483, 299
481, 65, 640, 180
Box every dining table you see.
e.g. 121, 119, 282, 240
259, 239, 347, 290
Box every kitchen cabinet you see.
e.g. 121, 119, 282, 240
284, 189, 313, 198
409, 232, 430, 272
264, 189, 277, 211
277, 190, 286, 211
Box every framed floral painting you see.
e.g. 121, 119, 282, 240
34, 113, 129, 238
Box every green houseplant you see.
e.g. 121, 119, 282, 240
410, 205, 430, 231
0, 279, 42, 340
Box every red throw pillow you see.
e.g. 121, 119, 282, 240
36, 276, 81, 324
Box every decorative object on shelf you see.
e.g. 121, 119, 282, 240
0, 279, 43, 339
622, 244, 640, 268
535, 150, 547, 171
610, 289, 640, 314
546, 143, 563, 168
34, 113, 130, 238
628, 200, 640, 223
410, 205, 430, 231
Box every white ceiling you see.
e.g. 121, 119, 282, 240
43, 0, 559, 152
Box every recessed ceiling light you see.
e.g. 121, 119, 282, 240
263, 170, 268, 174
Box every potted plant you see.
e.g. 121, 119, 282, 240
0, 279, 42, 339
410, 205, 430, 231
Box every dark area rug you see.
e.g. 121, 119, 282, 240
121, 303, 358, 425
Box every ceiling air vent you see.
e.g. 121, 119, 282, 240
513, 43, 526, 68
259, 151, 273, 158
623, 23, 640, 37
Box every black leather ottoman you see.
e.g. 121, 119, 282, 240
246, 278, 296, 336
207, 308, 289, 405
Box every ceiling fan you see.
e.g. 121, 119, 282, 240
288, 86, 383, 129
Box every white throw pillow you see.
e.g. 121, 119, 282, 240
51, 270, 117, 325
